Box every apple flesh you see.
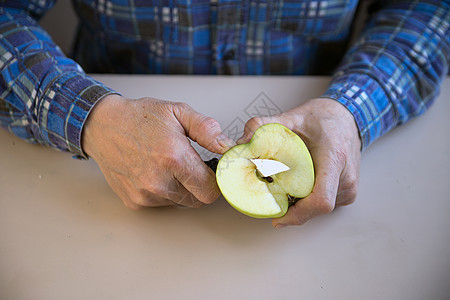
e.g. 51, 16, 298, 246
216, 123, 315, 218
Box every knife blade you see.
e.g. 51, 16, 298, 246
249, 158, 290, 177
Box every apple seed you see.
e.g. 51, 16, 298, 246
262, 176, 274, 183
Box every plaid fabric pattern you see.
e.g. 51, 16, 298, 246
323, 0, 450, 149
0, 1, 449, 157
0, 2, 115, 158
71, 0, 356, 74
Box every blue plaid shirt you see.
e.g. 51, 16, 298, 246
0, 0, 449, 157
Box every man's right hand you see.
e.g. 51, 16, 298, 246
82, 94, 235, 209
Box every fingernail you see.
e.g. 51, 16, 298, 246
217, 134, 236, 149
236, 136, 247, 145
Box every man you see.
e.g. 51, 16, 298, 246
0, 0, 448, 227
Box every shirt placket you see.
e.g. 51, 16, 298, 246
214, 0, 247, 74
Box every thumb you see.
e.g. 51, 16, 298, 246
174, 103, 235, 154
236, 117, 265, 144
237, 116, 287, 144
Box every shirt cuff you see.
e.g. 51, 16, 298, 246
321, 72, 392, 151
38, 72, 118, 159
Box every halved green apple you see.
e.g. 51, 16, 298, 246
216, 123, 314, 218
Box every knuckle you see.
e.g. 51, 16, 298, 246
127, 193, 148, 208
345, 171, 359, 186
347, 182, 359, 200
337, 183, 358, 206
175, 102, 191, 111
333, 148, 349, 169
123, 200, 142, 211
164, 154, 184, 172
137, 173, 169, 199
246, 116, 265, 130
290, 205, 306, 226
203, 188, 220, 204
340, 197, 356, 206
183, 180, 218, 205
112, 182, 145, 210
191, 200, 204, 208
197, 116, 220, 132
313, 198, 335, 215
338, 170, 360, 204
145, 183, 167, 198
178, 194, 202, 208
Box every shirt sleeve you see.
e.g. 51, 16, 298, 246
321, 0, 450, 150
0, 3, 117, 159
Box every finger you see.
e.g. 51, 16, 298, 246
336, 189, 357, 206
236, 115, 294, 144
130, 171, 201, 208
101, 168, 144, 210
272, 152, 342, 227
173, 146, 221, 205
173, 103, 235, 154
166, 180, 205, 208
335, 167, 359, 206
131, 180, 198, 208
236, 117, 266, 144
137, 194, 176, 208
106, 171, 174, 210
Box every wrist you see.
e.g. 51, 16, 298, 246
314, 97, 362, 150
81, 93, 125, 158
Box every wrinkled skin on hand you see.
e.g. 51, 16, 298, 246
237, 98, 362, 228
82, 94, 235, 210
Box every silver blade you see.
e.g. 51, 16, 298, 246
249, 159, 290, 177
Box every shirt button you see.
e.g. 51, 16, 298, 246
224, 49, 235, 60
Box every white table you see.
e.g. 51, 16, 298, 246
1, 76, 449, 300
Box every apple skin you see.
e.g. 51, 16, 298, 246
216, 123, 315, 218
